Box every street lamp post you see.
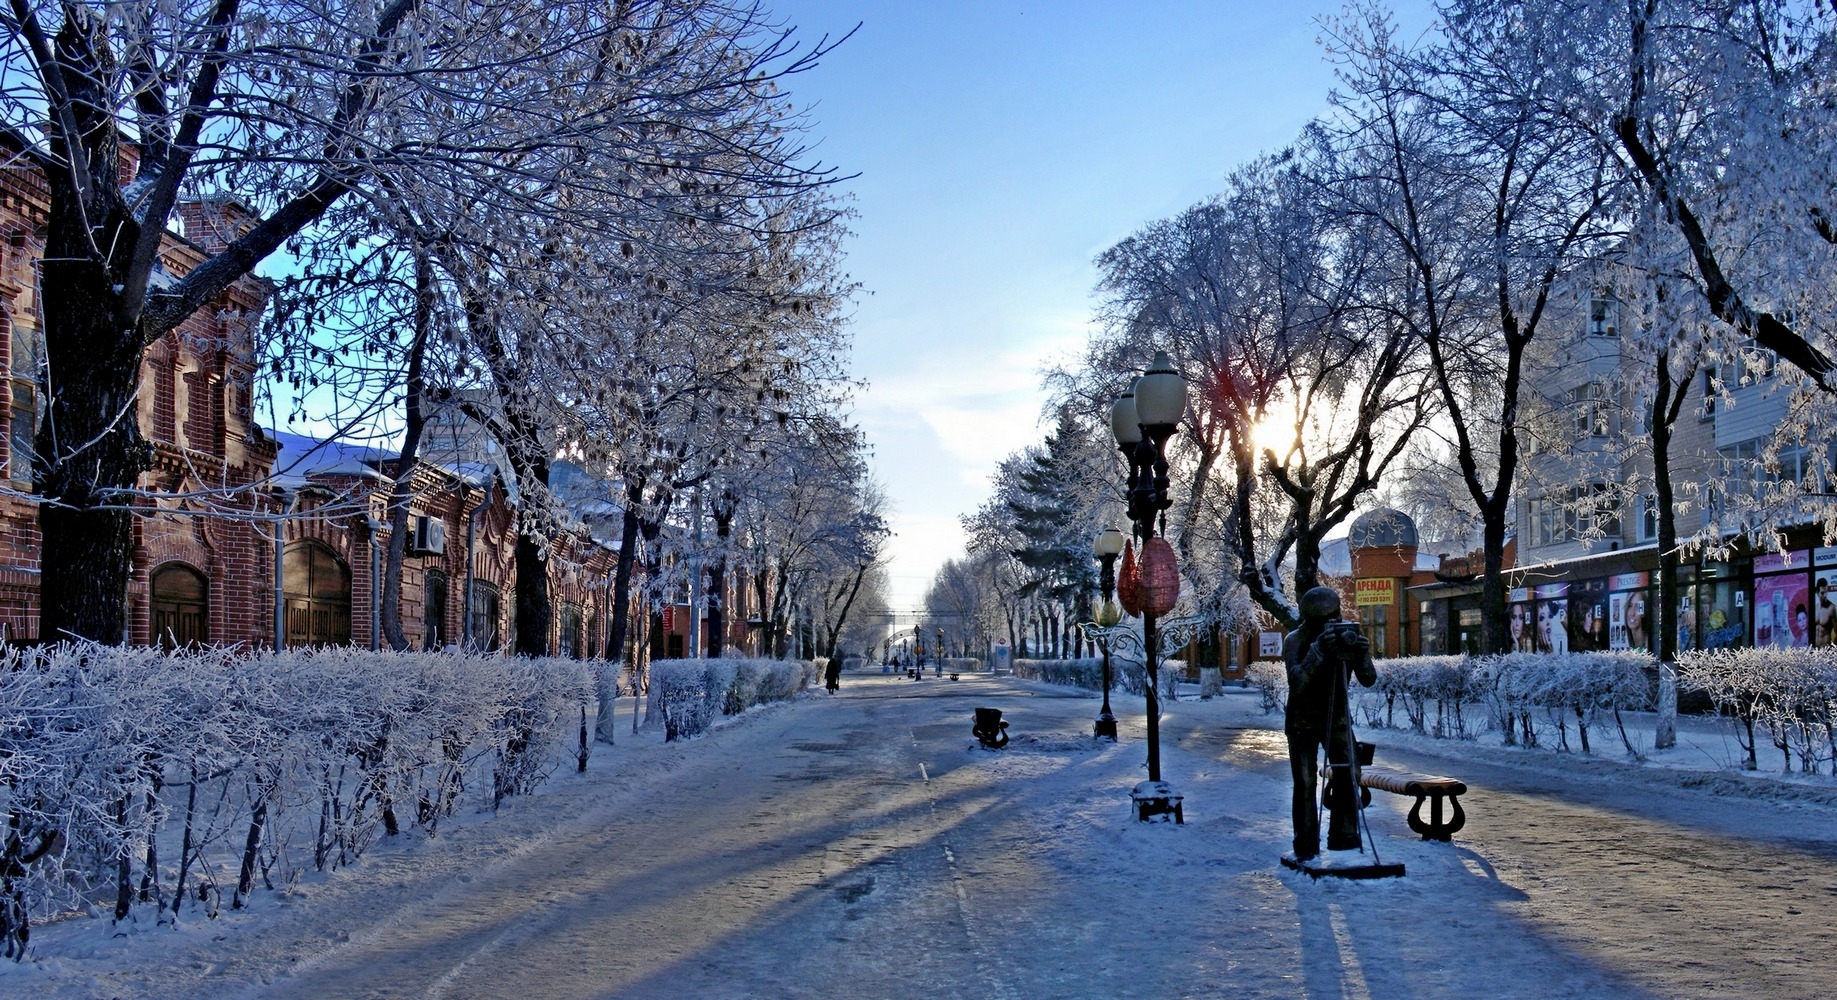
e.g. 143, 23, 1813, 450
1091, 526, 1126, 739
1111, 350, 1187, 805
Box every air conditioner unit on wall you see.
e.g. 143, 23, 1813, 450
409, 515, 447, 556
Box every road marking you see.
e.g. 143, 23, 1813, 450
913, 730, 1018, 1000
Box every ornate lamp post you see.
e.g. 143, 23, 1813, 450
1111, 350, 1188, 819
1091, 526, 1126, 739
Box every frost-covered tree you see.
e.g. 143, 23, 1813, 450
0, 0, 845, 642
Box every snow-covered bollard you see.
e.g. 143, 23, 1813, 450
1131, 780, 1184, 823
1200, 667, 1222, 700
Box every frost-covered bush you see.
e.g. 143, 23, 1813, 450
1369, 655, 1473, 736
1480, 651, 1653, 755
649, 657, 813, 742
0, 643, 595, 957
1013, 657, 1105, 691
1680, 646, 1837, 774
1246, 660, 1286, 714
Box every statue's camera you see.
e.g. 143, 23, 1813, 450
1324, 619, 1363, 640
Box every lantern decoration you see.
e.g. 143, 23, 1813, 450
1118, 540, 1142, 617
1097, 599, 1121, 627
1138, 537, 1180, 617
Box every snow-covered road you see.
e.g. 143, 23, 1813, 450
17, 671, 1837, 998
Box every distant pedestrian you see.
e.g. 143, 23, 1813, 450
824, 657, 842, 693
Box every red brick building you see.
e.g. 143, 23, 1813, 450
0, 154, 656, 656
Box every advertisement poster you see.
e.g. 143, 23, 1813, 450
1754, 574, 1811, 648
1509, 602, 1538, 652
1538, 599, 1568, 653
1816, 576, 1837, 647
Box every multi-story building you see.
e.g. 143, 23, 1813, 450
1409, 280, 1834, 657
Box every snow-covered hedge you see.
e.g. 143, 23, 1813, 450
647, 657, 817, 742
1014, 657, 1180, 698
1013, 657, 1105, 691
1359, 651, 1650, 752
1679, 646, 1837, 774
0, 644, 595, 958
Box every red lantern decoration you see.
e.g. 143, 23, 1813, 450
1118, 541, 1142, 617
1139, 537, 1180, 617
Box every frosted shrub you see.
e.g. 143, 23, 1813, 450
1483, 651, 1653, 754
1370, 655, 1472, 736
1247, 661, 1287, 714
1013, 658, 1105, 691
1680, 646, 1837, 773
0, 643, 598, 957
649, 657, 812, 742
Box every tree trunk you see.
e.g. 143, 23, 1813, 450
37, 196, 145, 644
1651, 347, 1696, 750
595, 498, 643, 743
380, 252, 435, 651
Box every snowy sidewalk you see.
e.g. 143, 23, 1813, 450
7, 672, 1837, 998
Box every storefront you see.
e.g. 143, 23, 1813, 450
1411, 539, 1837, 657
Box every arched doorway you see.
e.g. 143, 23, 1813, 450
150, 563, 208, 650
284, 541, 351, 647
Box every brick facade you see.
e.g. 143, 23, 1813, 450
0, 154, 646, 656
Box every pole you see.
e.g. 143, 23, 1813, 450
1144, 610, 1161, 781
687, 486, 703, 660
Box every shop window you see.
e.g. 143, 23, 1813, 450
150, 563, 208, 650
283, 541, 351, 647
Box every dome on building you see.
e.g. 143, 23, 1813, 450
1348, 507, 1419, 550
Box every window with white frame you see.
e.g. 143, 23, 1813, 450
1638, 494, 1659, 542
1567, 382, 1611, 438
1588, 294, 1618, 337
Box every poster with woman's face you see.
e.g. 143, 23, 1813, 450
1543, 599, 1569, 653
1625, 592, 1649, 650
1754, 574, 1811, 648
1510, 603, 1528, 651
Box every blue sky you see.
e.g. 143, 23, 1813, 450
767, 1, 1431, 614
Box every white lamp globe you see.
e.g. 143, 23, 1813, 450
1135, 350, 1186, 427
1110, 383, 1143, 446
1093, 526, 1126, 558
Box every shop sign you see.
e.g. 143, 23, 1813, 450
1608, 572, 1649, 591
1354, 578, 1395, 606
1534, 583, 1569, 599
1509, 587, 1529, 603
662, 606, 675, 631
1458, 608, 1482, 626
1258, 631, 1284, 658
1815, 547, 1837, 568
1754, 550, 1808, 574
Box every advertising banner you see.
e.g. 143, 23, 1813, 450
1354, 578, 1396, 606
1755, 573, 1811, 647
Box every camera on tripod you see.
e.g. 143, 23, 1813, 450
1323, 619, 1363, 640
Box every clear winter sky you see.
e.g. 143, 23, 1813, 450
767, 1, 1432, 617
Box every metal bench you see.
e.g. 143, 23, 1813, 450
1360, 766, 1467, 842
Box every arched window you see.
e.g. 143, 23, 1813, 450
423, 569, 450, 651
283, 541, 351, 647
468, 580, 501, 652
558, 604, 583, 659
151, 563, 208, 650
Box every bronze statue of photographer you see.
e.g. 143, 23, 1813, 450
1283, 586, 1378, 861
